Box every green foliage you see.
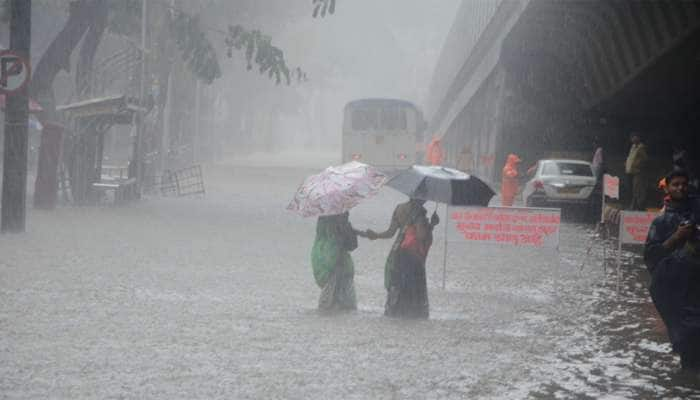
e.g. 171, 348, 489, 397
225, 25, 306, 85
171, 12, 222, 84
312, 0, 336, 18
13, 0, 307, 86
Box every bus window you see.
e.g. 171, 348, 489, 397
352, 109, 378, 130
380, 107, 407, 130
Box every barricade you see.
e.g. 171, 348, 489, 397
160, 165, 206, 197
442, 206, 561, 288
615, 210, 659, 292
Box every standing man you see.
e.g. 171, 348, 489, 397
625, 133, 649, 210
644, 170, 700, 372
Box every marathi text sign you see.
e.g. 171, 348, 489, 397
447, 206, 561, 249
604, 174, 620, 199
619, 211, 659, 244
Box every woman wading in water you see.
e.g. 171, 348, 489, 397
368, 198, 439, 318
311, 212, 365, 312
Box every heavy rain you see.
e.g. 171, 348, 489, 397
2, 0, 700, 398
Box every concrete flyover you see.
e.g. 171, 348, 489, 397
426, 0, 700, 183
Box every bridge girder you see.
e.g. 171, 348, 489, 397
429, 0, 700, 182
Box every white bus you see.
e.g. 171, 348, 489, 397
342, 98, 424, 169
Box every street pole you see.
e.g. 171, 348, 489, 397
442, 204, 449, 289
193, 79, 200, 163
600, 176, 606, 224
131, 0, 147, 193
158, 0, 176, 178
159, 64, 173, 179
1, 0, 31, 233
617, 211, 623, 295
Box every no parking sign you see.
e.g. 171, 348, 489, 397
0, 50, 31, 95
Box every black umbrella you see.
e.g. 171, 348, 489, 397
386, 165, 495, 206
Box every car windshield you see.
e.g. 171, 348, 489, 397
548, 162, 593, 177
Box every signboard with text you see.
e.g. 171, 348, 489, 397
615, 210, 660, 291
447, 206, 561, 249
619, 211, 658, 244
604, 174, 620, 199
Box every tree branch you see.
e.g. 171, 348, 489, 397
76, 0, 109, 97
312, 0, 336, 18
30, 0, 100, 105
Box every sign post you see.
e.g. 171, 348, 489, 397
1, 0, 32, 233
0, 50, 31, 95
617, 221, 623, 293
442, 206, 448, 289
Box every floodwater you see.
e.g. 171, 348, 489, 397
0, 155, 698, 399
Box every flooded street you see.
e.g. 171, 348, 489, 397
0, 158, 697, 399
3, 0, 700, 398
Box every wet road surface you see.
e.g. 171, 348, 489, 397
1, 159, 698, 399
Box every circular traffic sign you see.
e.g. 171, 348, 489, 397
0, 50, 31, 95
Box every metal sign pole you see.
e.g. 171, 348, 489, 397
0, 1, 32, 233
601, 183, 606, 224
603, 223, 608, 274
617, 211, 624, 294
442, 204, 449, 290
601, 186, 606, 272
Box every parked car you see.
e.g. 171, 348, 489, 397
522, 159, 600, 216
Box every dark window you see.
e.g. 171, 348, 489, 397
380, 107, 407, 130
351, 109, 378, 130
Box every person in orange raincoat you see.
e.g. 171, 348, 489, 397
425, 137, 444, 166
501, 154, 522, 206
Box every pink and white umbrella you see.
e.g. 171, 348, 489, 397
287, 161, 387, 217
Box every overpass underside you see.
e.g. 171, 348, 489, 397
434, 0, 700, 182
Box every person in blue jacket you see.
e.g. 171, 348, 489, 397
644, 169, 700, 371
